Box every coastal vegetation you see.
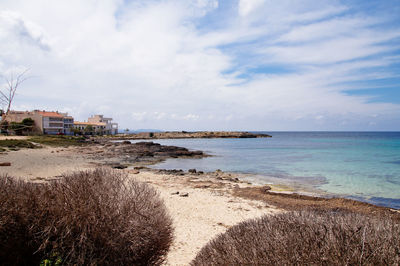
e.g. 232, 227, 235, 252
0, 135, 87, 151
8, 118, 35, 135
0, 139, 38, 151
191, 210, 400, 265
0, 169, 173, 265
232, 186, 400, 221
28, 135, 87, 147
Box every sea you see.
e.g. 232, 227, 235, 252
130, 132, 400, 209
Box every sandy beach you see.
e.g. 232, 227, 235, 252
0, 142, 279, 265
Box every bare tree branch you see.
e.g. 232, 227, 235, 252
1, 68, 30, 115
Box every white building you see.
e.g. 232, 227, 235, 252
73, 114, 118, 135
87, 115, 118, 135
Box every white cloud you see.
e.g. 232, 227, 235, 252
0, 10, 50, 51
0, 0, 399, 130
238, 0, 265, 17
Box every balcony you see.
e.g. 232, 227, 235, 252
47, 123, 64, 128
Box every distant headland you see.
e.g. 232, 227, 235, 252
108, 131, 272, 139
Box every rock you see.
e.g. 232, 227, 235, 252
171, 191, 179, 195
180, 192, 189, 197
113, 165, 127, 169
0, 162, 11, 166
130, 169, 140, 174
198, 171, 204, 174
188, 168, 197, 173
110, 164, 127, 169
260, 185, 272, 193
122, 140, 131, 144
195, 184, 211, 189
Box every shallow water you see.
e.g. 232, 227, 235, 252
129, 132, 400, 209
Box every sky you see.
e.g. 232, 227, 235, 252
0, 0, 399, 131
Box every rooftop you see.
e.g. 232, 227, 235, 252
35, 111, 64, 118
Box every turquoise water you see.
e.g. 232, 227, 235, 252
131, 132, 400, 209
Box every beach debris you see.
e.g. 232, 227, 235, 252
179, 192, 189, 197
0, 162, 11, 166
216, 222, 230, 228
188, 168, 197, 173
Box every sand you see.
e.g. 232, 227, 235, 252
0, 147, 93, 180
0, 146, 279, 265
134, 171, 280, 265
0, 136, 28, 140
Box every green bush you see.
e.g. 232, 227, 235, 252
191, 210, 400, 265
9, 122, 24, 135
0, 169, 173, 265
28, 135, 86, 146
22, 118, 35, 128
0, 139, 38, 149
7, 118, 35, 135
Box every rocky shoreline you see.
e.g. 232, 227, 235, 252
80, 140, 208, 169
77, 139, 400, 217
101, 131, 272, 140
129, 166, 400, 221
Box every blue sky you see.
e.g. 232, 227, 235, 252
0, 0, 399, 130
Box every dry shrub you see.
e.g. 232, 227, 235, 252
0, 176, 44, 265
191, 210, 400, 265
0, 169, 173, 265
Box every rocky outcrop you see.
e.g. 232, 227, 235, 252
104, 131, 272, 140
82, 141, 206, 166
